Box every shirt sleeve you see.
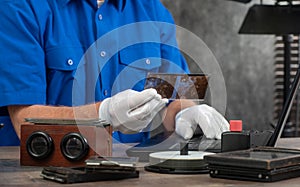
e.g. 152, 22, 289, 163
154, 0, 190, 74
0, 1, 48, 107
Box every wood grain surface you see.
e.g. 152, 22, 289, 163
1, 138, 300, 186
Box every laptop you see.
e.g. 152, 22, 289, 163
266, 66, 300, 147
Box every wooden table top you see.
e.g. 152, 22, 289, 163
1, 138, 300, 186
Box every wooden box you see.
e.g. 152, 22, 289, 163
20, 120, 112, 167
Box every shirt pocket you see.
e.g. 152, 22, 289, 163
116, 44, 162, 91
46, 46, 85, 71
45, 46, 86, 105
119, 43, 162, 69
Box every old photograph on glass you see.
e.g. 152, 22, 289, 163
144, 73, 208, 101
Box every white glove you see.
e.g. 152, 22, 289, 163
99, 89, 168, 133
175, 104, 229, 139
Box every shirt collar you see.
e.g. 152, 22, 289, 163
57, 0, 126, 11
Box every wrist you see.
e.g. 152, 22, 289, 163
99, 98, 112, 124
162, 99, 196, 131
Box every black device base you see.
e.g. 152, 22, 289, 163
204, 147, 300, 182
144, 164, 209, 174
41, 166, 139, 184
221, 130, 273, 152
209, 164, 300, 182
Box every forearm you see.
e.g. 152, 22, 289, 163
162, 99, 196, 132
8, 102, 101, 138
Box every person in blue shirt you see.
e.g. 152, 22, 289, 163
0, 0, 229, 146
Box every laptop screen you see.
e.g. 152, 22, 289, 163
267, 66, 300, 146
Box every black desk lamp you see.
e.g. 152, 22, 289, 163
239, 3, 300, 103
239, 4, 300, 35
229, 0, 300, 136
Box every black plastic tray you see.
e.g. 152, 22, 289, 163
204, 146, 300, 182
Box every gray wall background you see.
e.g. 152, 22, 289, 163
161, 0, 275, 130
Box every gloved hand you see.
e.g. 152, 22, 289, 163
175, 104, 229, 139
99, 89, 168, 133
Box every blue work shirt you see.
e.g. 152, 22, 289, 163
0, 0, 189, 145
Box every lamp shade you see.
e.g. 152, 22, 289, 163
239, 4, 300, 34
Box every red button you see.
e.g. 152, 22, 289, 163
229, 120, 243, 132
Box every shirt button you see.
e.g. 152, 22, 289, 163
0, 123, 4, 129
98, 14, 103, 20
67, 59, 73, 65
103, 90, 108, 96
146, 59, 151, 65
100, 51, 106, 57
